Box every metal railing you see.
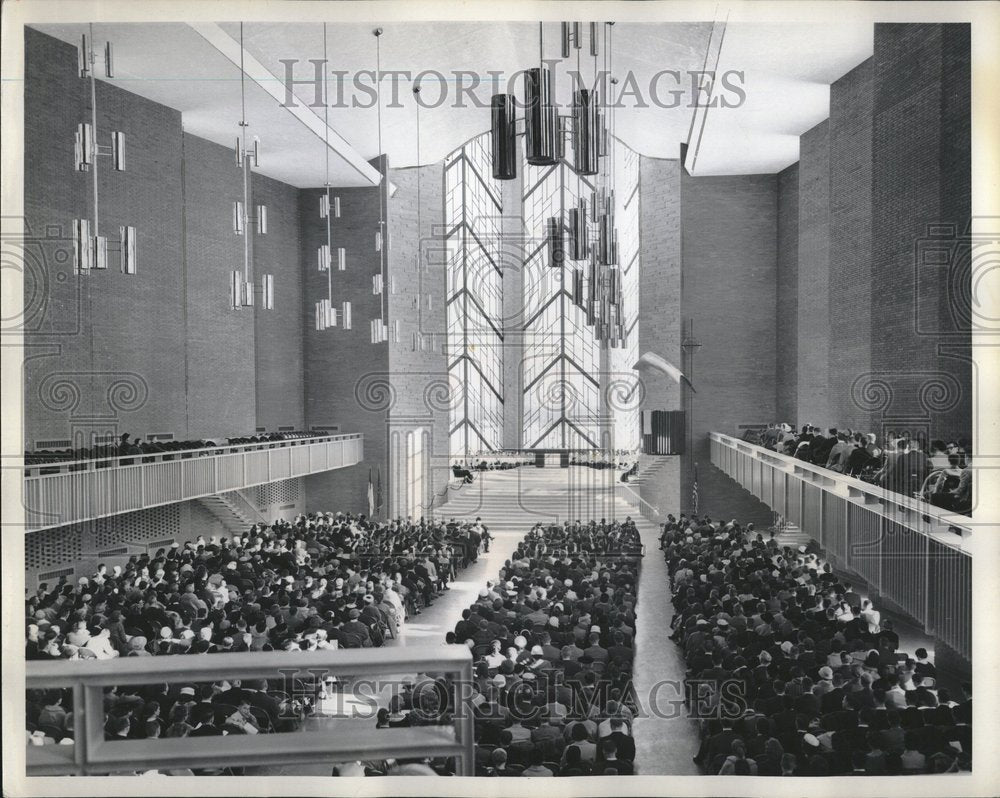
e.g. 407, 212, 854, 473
26, 645, 474, 777
22, 434, 363, 532
710, 432, 972, 661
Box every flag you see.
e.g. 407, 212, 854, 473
367, 468, 375, 517
376, 467, 383, 515
691, 463, 699, 516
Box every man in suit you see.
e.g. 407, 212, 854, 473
188, 703, 222, 737
583, 632, 610, 666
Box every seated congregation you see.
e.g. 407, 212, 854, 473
662, 513, 972, 776
24, 511, 493, 756
445, 518, 643, 776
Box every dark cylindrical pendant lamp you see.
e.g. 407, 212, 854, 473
525, 67, 558, 166
587, 251, 598, 325
568, 207, 580, 260
573, 267, 584, 306
547, 216, 565, 268
597, 212, 610, 266
491, 94, 517, 180
557, 115, 568, 161
572, 89, 599, 176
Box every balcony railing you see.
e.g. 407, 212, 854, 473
26, 645, 474, 777
710, 432, 972, 662
22, 434, 363, 532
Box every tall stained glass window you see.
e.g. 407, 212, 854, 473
444, 133, 504, 458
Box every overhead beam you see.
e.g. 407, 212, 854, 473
188, 22, 393, 191
683, 16, 729, 176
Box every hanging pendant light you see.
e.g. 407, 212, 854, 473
71, 24, 136, 277
314, 23, 350, 332
490, 93, 517, 180
572, 89, 599, 176
524, 67, 558, 165
230, 22, 273, 310
546, 217, 565, 269
525, 24, 558, 166
371, 27, 390, 343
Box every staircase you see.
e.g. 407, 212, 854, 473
432, 466, 648, 538
196, 490, 267, 536
627, 455, 673, 487
772, 519, 813, 550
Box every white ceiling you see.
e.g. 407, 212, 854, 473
691, 21, 874, 174
33, 20, 874, 185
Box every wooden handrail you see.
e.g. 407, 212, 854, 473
23, 432, 363, 477
710, 431, 973, 540
26, 645, 475, 777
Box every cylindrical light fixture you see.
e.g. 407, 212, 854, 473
490, 94, 517, 180
546, 216, 565, 268
524, 67, 558, 166
572, 89, 599, 176
568, 207, 580, 260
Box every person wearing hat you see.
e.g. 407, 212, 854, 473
126, 635, 150, 656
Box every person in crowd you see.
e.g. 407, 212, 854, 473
663, 512, 971, 776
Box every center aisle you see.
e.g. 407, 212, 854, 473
391, 466, 700, 774
628, 512, 702, 775
265, 467, 700, 776
387, 467, 587, 646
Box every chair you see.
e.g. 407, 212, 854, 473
248, 705, 273, 733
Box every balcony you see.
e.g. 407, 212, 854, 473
26, 645, 474, 776
22, 433, 363, 532
710, 432, 973, 663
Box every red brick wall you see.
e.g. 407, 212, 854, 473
828, 59, 874, 433
869, 23, 971, 445
300, 160, 389, 515
796, 120, 831, 430
775, 163, 799, 426
24, 28, 188, 447
23, 28, 306, 449
386, 163, 452, 515
252, 171, 304, 432
181, 133, 256, 439
680, 171, 778, 526
637, 156, 682, 516
778, 26, 970, 446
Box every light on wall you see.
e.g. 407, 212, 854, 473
72, 25, 136, 276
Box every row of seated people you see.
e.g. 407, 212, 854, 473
442, 519, 644, 776
754, 425, 972, 513
473, 459, 532, 471
26, 430, 323, 467
570, 458, 632, 471
661, 513, 972, 776
24, 512, 492, 758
